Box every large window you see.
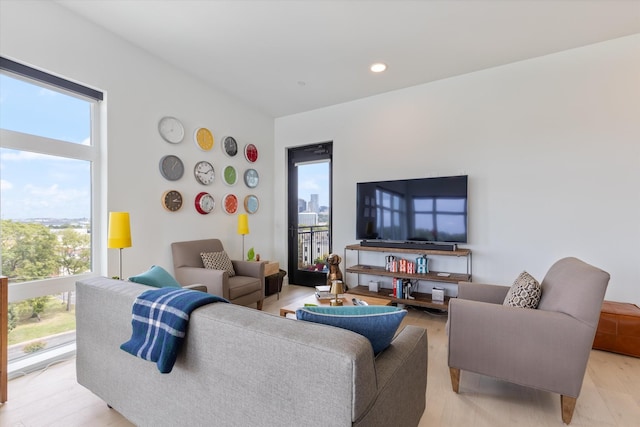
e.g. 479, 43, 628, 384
0, 57, 103, 374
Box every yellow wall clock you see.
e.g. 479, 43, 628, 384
194, 127, 214, 151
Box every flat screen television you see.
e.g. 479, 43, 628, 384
356, 175, 468, 243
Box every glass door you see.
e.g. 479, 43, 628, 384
287, 143, 332, 287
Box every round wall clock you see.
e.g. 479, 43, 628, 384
223, 165, 237, 186
194, 160, 215, 185
158, 116, 184, 144
159, 155, 184, 181
161, 190, 183, 212
194, 192, 215, 214
194, 127, 214, 151
222, 194, 238, 214
244, 168, 259, 188
244, 195, 259, 214
222, 136, 238, 157
244, 143, 258, 163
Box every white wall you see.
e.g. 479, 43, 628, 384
275, 34, 640, 304
1, 1, 276, 279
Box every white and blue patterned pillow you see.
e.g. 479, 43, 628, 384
503, 271, 542, 309
296, 306, 407, 354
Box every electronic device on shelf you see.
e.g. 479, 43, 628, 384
355, 175, 468, 245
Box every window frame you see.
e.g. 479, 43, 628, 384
0, 58, 104, 303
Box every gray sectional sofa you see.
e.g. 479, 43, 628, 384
76, 277, 428, 427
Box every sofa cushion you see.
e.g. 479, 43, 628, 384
295, 306, 407, 354
128, 265, 181, 288
503, 271, 542, 309
201, 251, 236, 277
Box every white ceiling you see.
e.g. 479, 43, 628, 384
56, 0, 640, 118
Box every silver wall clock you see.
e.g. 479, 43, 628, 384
158, 116, 185, 144
244, 168, 259, 188
194, 160, 215, 185
159, 155, 184, 181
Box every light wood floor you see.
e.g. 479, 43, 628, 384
2, 284, 639, 426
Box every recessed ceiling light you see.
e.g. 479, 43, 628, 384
370, 63, 387, 73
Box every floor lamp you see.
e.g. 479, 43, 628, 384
107, 212, 132, 279
237, 213, 249, 260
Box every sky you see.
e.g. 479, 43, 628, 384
0, 74, 92, 220
297, 161, 329, 208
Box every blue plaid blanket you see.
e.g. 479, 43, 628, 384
120, 287, 228, 373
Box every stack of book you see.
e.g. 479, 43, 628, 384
315, 285, 343, 301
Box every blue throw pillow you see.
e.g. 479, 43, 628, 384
295, 306, 407, 354
128, 265, 181, 288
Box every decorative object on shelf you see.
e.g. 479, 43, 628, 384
243, 168, 259, 188
330, 280, 345, 306
223, 165, 237, 186
162, 190, 183, 212
247, 247, 255, 261
222, 193, 238, 214
158, 116, 185, 144
326, 253, 343, 287
244, 143, 258, 163
194, 191, 215, 214
368, 280, 379, 292
107, 212, 132, 280
243, 194, 259, 214
159, 155, 184, 181
237, 213, 249, 259
194, 160, 214, 185
222, 135, 238, 157
194, 127, 214, 151
416, 255, 429, 274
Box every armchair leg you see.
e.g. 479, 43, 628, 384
561, 395, 577, 424
257, 299, 264, 311
449, 367, 460, 393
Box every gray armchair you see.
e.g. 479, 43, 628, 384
448, 257, 609, 424
171, 239, 265, 310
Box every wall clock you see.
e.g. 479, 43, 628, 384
194, 160, 215, 185
159, 155, 184, 181
194, 192, 215, 214
158, 116, 184, 144
223, 165, 237, 186
161, 190, 183, 212
222, 194, 238, 214
244, 195, 259, 214
244, 168, 259, 188
194, 127, 214, 151
244, 143, 258, 163
222, 136, 238, 157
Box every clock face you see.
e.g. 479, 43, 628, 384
195, 192, 215, 214
159, 155, 184, 181
244, 168, 259, 188
158, 116, 184, 144
194, 160, 215, 185
162, 190, 183, 212
244, 195, 259, 214
223, 165, 237, 186
222, 136, 238, 157
223, 194, 238, 214
194, 127, 214, 151
244, 143, 258, 163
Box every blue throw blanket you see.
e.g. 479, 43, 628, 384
121, 287, 228, 373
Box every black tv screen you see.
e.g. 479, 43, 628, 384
356, 175, 468, 243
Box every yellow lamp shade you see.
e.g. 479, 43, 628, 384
107, 212, 132, 249
237, 213, 249, 235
